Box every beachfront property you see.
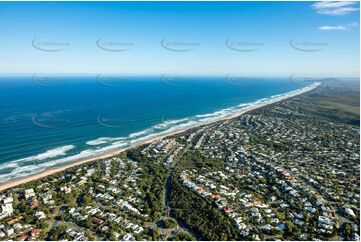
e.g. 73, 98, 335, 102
0, 82, 358, 241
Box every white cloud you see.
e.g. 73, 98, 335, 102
317, 7, 359, 15
318, 22, 358, 31
311, 1, 359, 15
312, 1, 355, 9
319, 25, 346, 30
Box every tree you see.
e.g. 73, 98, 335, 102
163, 218, 177, 229
174, 231, 195, 241
344, 223, 352, 240
285, 221, 295, 236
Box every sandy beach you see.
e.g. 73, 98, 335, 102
0, 82, 321, 191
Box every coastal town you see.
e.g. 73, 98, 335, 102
0, 81, 359, 241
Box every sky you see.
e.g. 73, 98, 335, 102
0, 1, 359, 77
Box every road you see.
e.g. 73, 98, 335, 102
158, 141, 199, 240
162, 141, 192, 216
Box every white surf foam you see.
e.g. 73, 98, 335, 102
129, 130, 150, 138
0, 142, 129, 182
7, 145, 75, 165
153, 118, 189, 129
86, 137, 125, 146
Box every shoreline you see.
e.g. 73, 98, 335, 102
0, 82, 321, 191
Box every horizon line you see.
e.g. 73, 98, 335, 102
0, 73, 359, 79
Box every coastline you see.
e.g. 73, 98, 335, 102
0, 82, 321, 191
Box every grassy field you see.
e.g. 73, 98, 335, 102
317, 100, 359, 115
301, 79, 360, 125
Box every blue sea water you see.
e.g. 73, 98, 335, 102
0, 75, 308, 182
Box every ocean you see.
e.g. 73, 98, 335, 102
0, 75, 309, 182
